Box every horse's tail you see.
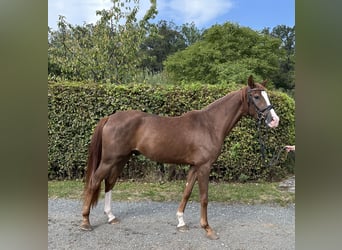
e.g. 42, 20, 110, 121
84, 116, 109, 208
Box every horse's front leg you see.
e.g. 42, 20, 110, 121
197, 164, 219, 240
176, 166, 197, 231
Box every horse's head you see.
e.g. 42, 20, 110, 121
246, 75, 279, 128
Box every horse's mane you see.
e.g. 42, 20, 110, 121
203, 88, 246, 112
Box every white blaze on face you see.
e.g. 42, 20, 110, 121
261, 91, 279, 128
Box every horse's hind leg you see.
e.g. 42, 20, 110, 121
81, 161, 113, 230
104, 157, 128, 224
176, 166, 197, 231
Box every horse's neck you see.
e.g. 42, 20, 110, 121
203, 89, 246, 140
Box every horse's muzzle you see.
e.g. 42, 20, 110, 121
265, 109, 279, 128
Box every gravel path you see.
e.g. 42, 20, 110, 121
48, 198, 294, 249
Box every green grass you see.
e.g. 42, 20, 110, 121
48, 180, 294, 206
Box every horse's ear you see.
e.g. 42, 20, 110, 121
261, 79, 268, 87
248, 75, 255, 88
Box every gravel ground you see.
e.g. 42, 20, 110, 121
48, 198, 294, 250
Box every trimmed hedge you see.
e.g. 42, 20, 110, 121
48, 82, 295, 181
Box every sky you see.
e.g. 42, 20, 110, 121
48, 0, 294, 31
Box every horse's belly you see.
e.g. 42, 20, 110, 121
135, 135, 192, 164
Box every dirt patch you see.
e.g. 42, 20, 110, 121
279, 175, 295, 193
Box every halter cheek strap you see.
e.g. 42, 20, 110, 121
247, 88, 273, 118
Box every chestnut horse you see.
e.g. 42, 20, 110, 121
80, 75, 279, 240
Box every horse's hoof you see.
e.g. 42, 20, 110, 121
108, 218, 120, 225
206, 230, 219, 240
80, 223, 93, 231
177, 225, 189, 232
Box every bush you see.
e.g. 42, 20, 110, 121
48, 82, 295, 181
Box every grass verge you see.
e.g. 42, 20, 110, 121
48, 180, 294, 206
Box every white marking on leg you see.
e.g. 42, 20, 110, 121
104, 191, 115, 222
176, 211, 186, 227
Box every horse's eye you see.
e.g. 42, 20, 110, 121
254, 95, 260, 100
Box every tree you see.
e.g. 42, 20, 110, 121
139, 20, 203, 73
180, 22, 203, 46
140, 20, 186, 73
48, 0, 157, 84
48, 27, 64, 79
164, 22, 284, 85
262, 25, 295, 92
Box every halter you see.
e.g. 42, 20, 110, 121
247, 88, 273, 120
246, 87, 284, 168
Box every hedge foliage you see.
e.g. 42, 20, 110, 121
48, 82, 295, 181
